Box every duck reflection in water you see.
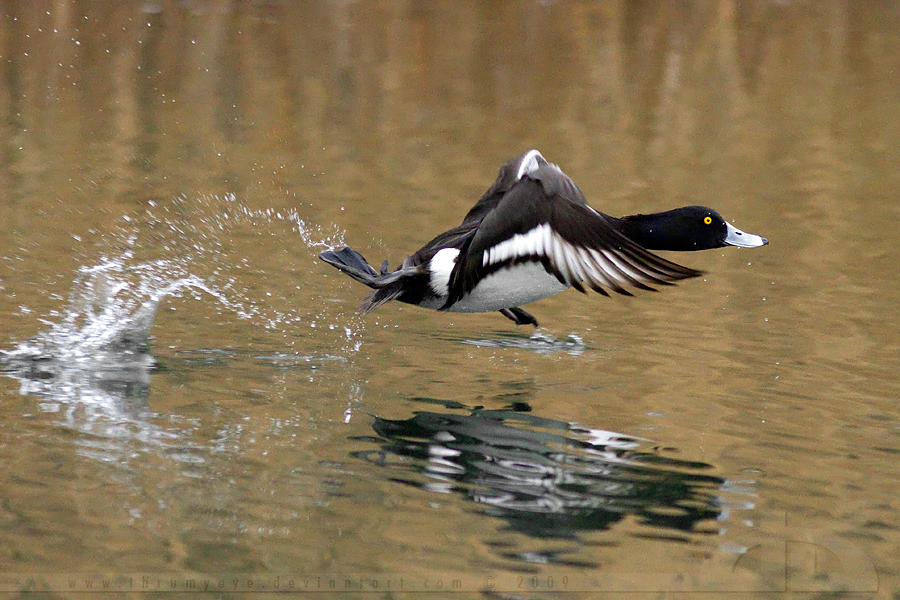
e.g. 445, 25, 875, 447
354, 402, 749, 565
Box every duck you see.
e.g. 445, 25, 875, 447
320, 150, 768, 326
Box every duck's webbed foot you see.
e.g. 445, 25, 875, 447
499, 307, 538, 326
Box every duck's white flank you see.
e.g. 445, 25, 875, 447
427, 232, 573, 313
445, 262, 569, 313
428, 247, 460, 296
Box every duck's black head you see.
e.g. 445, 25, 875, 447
618, 206, 768, 251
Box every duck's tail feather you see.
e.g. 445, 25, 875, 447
359, 286, 406, 314
319, 247, 381, 286
320, 246, 417, 314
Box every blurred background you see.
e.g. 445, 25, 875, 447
1, 1, 899, 597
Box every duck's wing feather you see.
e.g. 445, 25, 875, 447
408, 219, 480, 265
448, 168, 702, 304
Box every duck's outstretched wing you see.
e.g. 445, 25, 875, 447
448, 165, 701, 305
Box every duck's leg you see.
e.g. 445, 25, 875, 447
499, 307, 538, 326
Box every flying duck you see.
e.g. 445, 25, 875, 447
320, 150, 768, 326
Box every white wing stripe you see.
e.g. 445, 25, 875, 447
554, 234, 573, 281
578, 247, 601, 284
480, 223, 686, 291
594, 249, 630, 286
604, 250, 657, 285
483, 224, 551, 267
578, 246, 601, 285
561, 237, 587, 283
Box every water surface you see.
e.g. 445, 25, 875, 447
1, 1, 898, 597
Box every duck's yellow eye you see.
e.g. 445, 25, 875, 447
703, 216, 712, 225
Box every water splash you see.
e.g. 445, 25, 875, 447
137, 194, 356, 337
3, 193, 357, 363
0, 248, 215, 453
459, 331, 586, 356
0, 192, 363, 452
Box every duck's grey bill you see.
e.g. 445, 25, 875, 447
724, 222, 768, 247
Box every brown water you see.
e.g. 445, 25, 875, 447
1, 1, 898, 598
